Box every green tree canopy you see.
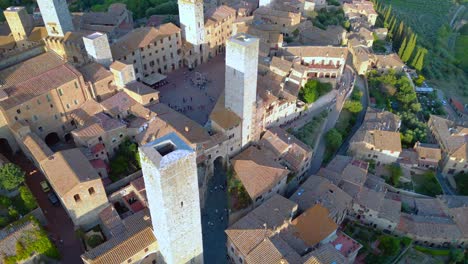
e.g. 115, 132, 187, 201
0, 164, 25, 191
378, 236, 401, 256
344, 100, 363, 113
325, 129, 343, 151
299, 80, 332, 103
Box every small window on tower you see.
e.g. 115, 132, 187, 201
181, 201, 183, 207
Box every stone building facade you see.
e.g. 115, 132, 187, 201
225, 34, 259, 148
37, 0, 74, 37
139, 133, 204, 264
111, 23, 183, 81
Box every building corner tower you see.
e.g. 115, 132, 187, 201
178, 0, 206, 47
139, 133, 204, 264
37, 0, 74, 37
225, 33, 260, 148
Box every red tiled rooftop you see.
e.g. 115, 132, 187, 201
91, 143, 106, 154
90, 159, 109, 171
451, 98, 465, 113
331, 231, 362, 257
129, 200, 145, 213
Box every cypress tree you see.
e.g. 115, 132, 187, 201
394, 21, 405, 48
410, 47, 422, 68
389, 16, 397, 33
414, 48, 427, 71
384, 5, 392, 26
398, 37, 407, 58
402, 33, 417, 62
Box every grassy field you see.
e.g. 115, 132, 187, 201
412, 172, 443, 197
381, 0, 455, 42
455, 35, 468, 71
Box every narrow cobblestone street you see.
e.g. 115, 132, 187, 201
201, 160, 228, 264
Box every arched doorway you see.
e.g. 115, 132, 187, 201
213, 156, 225, 170
45, 132, 60, 147
0, 138, 13, 158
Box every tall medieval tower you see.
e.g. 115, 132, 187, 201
4, 7, 32, 44
139, 133, 204, 264
178, 0, 205, 46
37, 0, 74, 37
225, 33, 259, 148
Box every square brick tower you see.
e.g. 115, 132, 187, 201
83, 32, 113, 68
37, 0, 74, 37
225, 33, 259, 148
139, 133, 204, 264
178, 0, 205, 46
4, 7, 32, 44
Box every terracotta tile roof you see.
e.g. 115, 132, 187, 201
148, 103, 211, 144
378, 198, 401, 223
109, 61, 128, 71
396, 213, 462, 240
414, 142, 441, 162
205, 5, 236, 26
73, 112, 125, 139
82, 209, 156, 264
303, 243, 346, 264
330, 231, 362, 258
270, 56, 292, 74
260, 127, 312, 172
125, 81, 157, 96
226, 195, 297, 257
291, 205, 338, 246
79, 63, 113, 83
355, 187, 385, 212
428, 115, 468, 160
373, 53, 405, 70
40, 149, 100, 196
70, 99, 103, 124
290, 176, 352, 222
101, 91, 138, 116
232, 146, 289, 199
341, 160, 368, 186
22, 133, 53, 163
363, 107, 401, 131
99, 204, 125, 238
448, 207, 468, 237
245, 236, 302, 264
111, 23, 180, 58
372, 130, 402, 152
210, 91, 242, 130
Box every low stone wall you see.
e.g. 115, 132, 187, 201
26, 207, 47, 226
104, 170, 142, 195
0, 45, 46, 70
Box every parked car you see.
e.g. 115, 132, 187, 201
40, 181, 50, 192
48, 192, 59, 206
442, 100, 447, 105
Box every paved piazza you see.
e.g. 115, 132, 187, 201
158, 55, 226, 125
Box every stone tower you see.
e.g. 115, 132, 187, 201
37, 0, 74, 37
139, 133, 204, 264
178, 0, 205, 46
4, 7, 32, 44
110, 61, 136, 88
225, 33, 259, 147
83, 32, 113, 68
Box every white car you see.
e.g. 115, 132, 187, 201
442, 100, 447, 105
